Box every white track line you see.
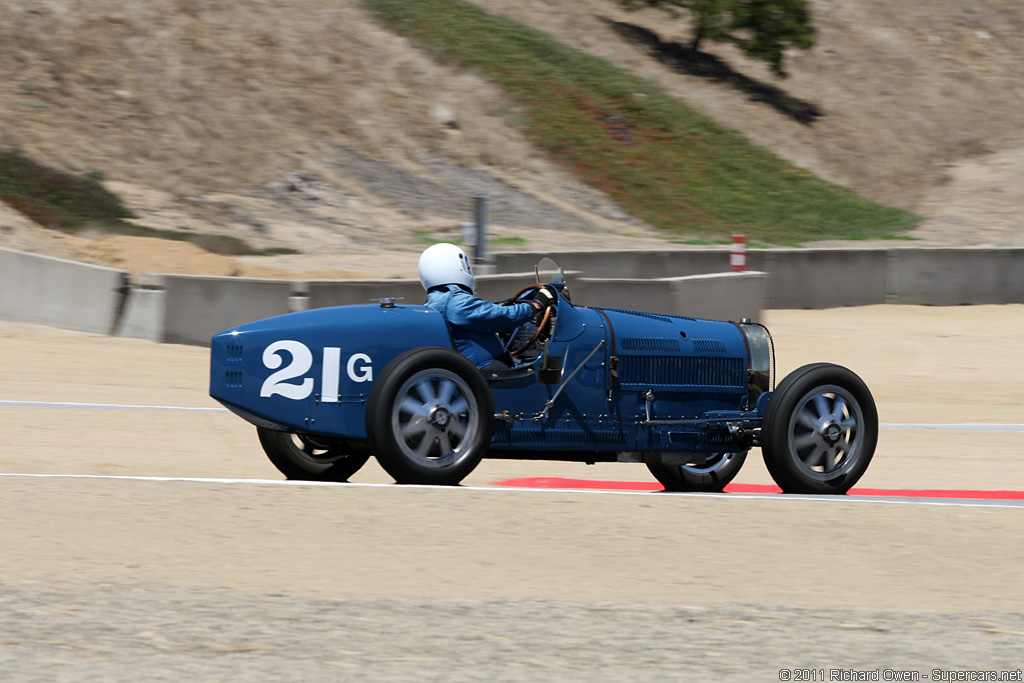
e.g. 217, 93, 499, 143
3, 400, 1023, 433
880, 423, 1024, 432
1, 472, 1021, 508
0, 400, 227, 412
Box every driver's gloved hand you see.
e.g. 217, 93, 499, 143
530, 286, 557, 325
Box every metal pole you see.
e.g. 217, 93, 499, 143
473, 195, 494, 274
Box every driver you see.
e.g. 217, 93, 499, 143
419, 243, 555, 371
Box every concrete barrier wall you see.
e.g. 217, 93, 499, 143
498, 247, 1024, 308
1007, 250, 1024, 304
574, 272, 768, 323
475, 273, 550, 302
753, 249, 889, 308
0, 247, 128, 335
4, 247, 1023, 346
306, 279, 424, 311
306, 273, 546, 311
115, 272, 551, 346
115, 273, 166, 342
117, 274, 296, 346
159, 275, 295, 346
891, 248, 1021, 305
494, 250, 726, 279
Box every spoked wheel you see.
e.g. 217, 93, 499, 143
367, 347, 494, 485
647, 451, 747, 492
257, 427, 371, 482
762, 363, 878, 494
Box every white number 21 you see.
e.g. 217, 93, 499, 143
260, 341, 373, 400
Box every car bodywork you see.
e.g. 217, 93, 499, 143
210, 261, 877, 493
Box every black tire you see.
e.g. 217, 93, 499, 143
257, 427, 371, 482
761, 363, 878, 494
647, 451, 748, 492
366, 347, 494, 485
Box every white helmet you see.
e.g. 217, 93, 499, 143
418, 242, 475, 293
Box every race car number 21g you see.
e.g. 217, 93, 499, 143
259, 340, 372, 401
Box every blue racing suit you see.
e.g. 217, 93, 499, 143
425, 285, 535, 369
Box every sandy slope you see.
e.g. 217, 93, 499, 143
3, 0, 1024, 281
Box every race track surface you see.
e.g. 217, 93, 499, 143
2, 306, 1023, 681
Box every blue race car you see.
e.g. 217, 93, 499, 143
210, 258, 877, 494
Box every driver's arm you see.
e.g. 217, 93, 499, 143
446, 290, 544, 333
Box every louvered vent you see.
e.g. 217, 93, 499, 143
690, 338, 727, 353
600, 308, 674, 324
225, 371, 243, 387
225, 344, 244, 362
618, 355, 744, 387
620, 337, 680, 352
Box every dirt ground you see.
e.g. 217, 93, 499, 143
2, 306, 1023, 679
4, 0, 1024, 285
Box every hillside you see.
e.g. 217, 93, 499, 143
481, 0, 1024, 245
2, 0, 1023, 278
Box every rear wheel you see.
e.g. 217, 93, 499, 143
257, 427, 370, 482
761, 363, 878, 494
647, 451, 747, 492
367, 348, 493, 485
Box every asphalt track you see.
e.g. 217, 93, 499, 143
3, 308, 1024, 680
5, 398, 1024, 505
3, 471, 1024, 512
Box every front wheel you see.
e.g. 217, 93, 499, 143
647, 451, 747, 492
257, 427, 370, 482
761, 363, 878, 494
367, 347, 494, 485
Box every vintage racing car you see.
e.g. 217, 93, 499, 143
209, 258, 878, 494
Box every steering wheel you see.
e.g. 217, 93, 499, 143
506, 284, 555, 357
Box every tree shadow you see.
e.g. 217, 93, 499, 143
604, 18, 823, 126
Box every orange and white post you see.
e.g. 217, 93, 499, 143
730, 234, 748, 272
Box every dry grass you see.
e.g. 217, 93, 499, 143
0, 0, 542, 195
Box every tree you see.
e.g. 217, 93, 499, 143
617, 0, 815, 77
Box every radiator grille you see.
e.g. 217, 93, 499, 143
618, 355, 745, 387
